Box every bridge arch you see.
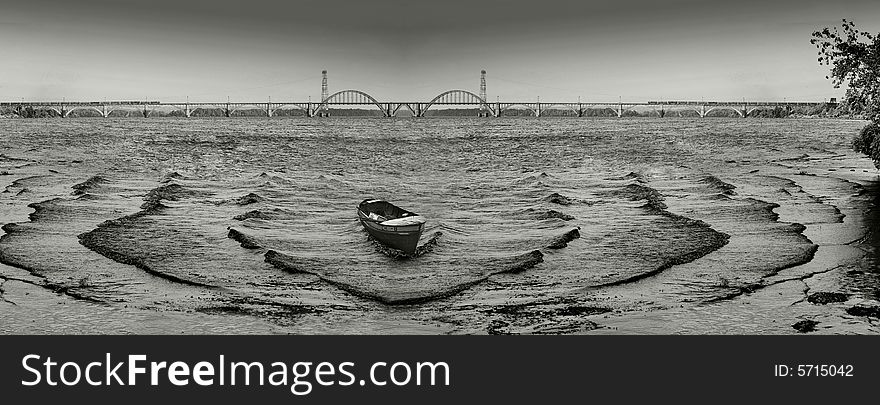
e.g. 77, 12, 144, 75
268, 103, 310, 116
422, 90, 495, 116
539, 103, 582, 116
315, 90, 385, 115
42, 106, 64, 116
700, 106, 745, 118
498, 103, 540, 117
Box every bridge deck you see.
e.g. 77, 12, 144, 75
1, 100, 831, 107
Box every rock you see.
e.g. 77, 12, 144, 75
792, 320, 818, 333
846, 305, 880, 318
806, 292, 849, 305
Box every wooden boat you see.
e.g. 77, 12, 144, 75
357, 199, 426, 254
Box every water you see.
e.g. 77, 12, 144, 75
1, 117, 879, 334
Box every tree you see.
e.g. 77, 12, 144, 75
813, 20, 880, 167
811, 19, 880, 121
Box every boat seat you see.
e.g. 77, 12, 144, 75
380, 216, 426, 226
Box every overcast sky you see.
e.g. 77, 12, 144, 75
1, 0, 878, 102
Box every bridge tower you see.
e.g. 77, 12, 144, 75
479, 70, 488, 117
320, 70, 330, 117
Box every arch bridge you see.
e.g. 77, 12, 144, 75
1, 98, 832, 118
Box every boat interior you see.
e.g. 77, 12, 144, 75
359, 199, 417, 223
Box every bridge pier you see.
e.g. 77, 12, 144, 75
316, 102, 330, 117
266, 103, 273, 118
142, 105, 152, 118
535, 103, 541, 117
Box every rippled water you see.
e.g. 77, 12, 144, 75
2, 117, 879, 334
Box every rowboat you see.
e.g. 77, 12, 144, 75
357, 199, 426, 254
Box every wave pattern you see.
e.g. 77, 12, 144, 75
0, 118, 873, 334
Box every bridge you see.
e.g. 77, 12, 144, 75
0, 71, 835, 118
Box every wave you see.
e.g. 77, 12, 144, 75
608, 171, 647, 183
762, 174, 845, 223
698, 175, 737, 195
254, 172, 293, 186
77, 183, 218, 289
75, 193, 102, 201
702, 243, 819, 304
233, 210, 275, 221
197, 299, 324, 321
510, 207, 576, 221
367, 231, 444, 259
536, 209, 574, 221
546, 228, 581, 249
741, 198, 780, 222
78, 229, 218, 288
160, 171, 190, 183
544, 192, 574, 205
25, 198, 66, 222
0, 154, 29, 162
1, 224, 106, 304
514, 172, 552, 186
2, 175, 47, 194
227, 228, 261, 250
591, 182, 731, 288
235, 192, 265, 205
613, 183, 668, 210
0, 271, 103, 304
264, 249, 544, 305
593, 233, 731, 289
71, 175, 107, 196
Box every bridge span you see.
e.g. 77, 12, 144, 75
0, 98, 835, 119
1, 70, 835, 118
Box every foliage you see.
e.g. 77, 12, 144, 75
852, 122, 880, 168
811, 19, 880, 122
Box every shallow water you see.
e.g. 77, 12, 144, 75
1, 117, 879, 334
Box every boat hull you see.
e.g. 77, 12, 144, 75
358, 214, 424, 254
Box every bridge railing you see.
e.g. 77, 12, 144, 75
0, 101, 160, 106
648, 101, 831, 106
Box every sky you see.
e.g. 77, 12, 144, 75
1, 0, 879, 103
